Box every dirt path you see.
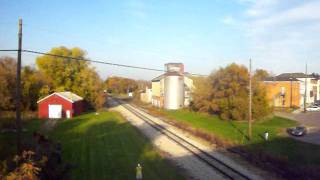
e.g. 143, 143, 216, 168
108, 98, 274, 180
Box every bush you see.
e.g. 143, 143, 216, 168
0, 150, 46, 180
0, 132, 71, 180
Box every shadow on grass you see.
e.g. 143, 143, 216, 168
228, 131, 320, 180
0, 119, 43, 160
227, 120, 250, 141
49, 112, 184, 180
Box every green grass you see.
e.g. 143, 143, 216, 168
49, 111, 184, 180
163, 109, 297, 144
0, 118, 43, 160
161, 109, 320, 166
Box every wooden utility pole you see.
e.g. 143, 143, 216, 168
16, 18, 22, 153
248, 59, 252, 140
304, 62, 307, 113
290, 78, 293, 108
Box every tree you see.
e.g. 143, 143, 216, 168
21, 66, 46, 111
0, 57, 16, 111
191, 63, 272, 120
36, 47, 88, 93
0, 57, 47, 112
136, 80, 151, 91
254, 69, 270, 81
190, 76, 212, 112
105, 76, 138, 94
36, 47, 105, 109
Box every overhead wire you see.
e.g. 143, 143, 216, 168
0, 49, 206, 76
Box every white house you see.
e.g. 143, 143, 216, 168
276, 73, 320, 108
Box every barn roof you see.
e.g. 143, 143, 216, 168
37, 91, 83, 103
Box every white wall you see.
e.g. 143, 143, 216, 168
298, 78, 320, 107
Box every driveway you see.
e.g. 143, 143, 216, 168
275, 111, 320, 145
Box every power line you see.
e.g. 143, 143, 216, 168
0, 49, 206, 76
0, 49, 18, 52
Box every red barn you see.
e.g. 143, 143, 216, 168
37, 92, 84, 119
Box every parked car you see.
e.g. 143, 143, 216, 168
287, 126, 307, 137
306, 106, 320, 111
314, 100, 320, 106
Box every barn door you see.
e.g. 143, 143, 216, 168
48, 105, 62, 119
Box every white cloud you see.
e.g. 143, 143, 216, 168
239, 0, 320, 73
244, 0, 280, 17
125, 0, 147, 19
222, 16, 236, 25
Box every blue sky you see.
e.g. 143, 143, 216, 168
1, 0, 319, 80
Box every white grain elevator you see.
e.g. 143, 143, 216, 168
164, 63, 185, 110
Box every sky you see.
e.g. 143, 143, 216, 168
0, 0, 319, 80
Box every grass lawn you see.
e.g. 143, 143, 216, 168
49, 111, 184, 180
158, 109, 320, 167
163, 110, 296, 143
0, 118, 43, 160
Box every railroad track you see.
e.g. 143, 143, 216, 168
116, 99, 251, 180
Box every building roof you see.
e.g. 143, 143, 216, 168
151, 72, 188, 82
37, 91, 83, 103
151, 74, 165, 82
264, 76, 300, 81
277, 73, 313, 78
165, 62, 183, 66
264, 72, 316, 82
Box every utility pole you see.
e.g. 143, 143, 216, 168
248, 59, 252, 140
290, 77, 293, 108
16, 18, 22, 153
304, 62, 307, 113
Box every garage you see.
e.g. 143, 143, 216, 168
48, 104, 62, 118
37, 92, 84, 119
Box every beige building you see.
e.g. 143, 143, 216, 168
264, 73, 320, 108
140, 87, 152, 103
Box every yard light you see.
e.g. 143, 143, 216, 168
136, 163, 142, 180
264, 131, 269, 141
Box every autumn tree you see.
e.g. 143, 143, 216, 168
105, 76, 138, 94
21, 66, 46, 111
254, 69, 270, 81
190, 76, 212, 112
0, 57, 16, 111
0, 57, 46, 111
191, 63, 271, 121
36, 47, 106, 109
136, 80, 151, 91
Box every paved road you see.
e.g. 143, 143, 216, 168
108, 97, 275, 180
276, 111, 320, 145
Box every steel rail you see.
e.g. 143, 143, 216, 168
117, 100, 251, 180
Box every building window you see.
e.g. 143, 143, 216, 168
280, 87, 285, 96
311, 79, 317, 84
310, 91, 313, 97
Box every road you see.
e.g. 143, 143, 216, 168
276, 111, 320, 145
108, 97, 272, 180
